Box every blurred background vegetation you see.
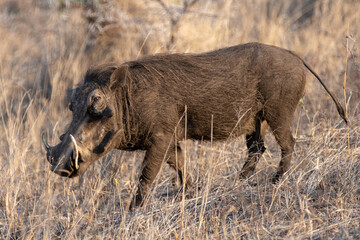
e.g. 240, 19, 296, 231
0, 0, 359, 239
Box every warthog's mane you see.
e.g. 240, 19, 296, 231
84, 63, 120, 87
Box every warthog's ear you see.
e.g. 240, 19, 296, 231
109, 65, 129, 90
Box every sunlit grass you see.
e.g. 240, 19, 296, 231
0, 0, 359, 239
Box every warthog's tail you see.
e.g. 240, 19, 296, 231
301, 60, 348, 124
288, 50, 348, 124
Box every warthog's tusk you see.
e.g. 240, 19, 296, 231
69, 134, 79, 170
41, 133, 51, 150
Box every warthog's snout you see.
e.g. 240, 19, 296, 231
42, 133, 80, 178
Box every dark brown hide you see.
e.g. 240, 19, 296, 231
43, 42, 347, 209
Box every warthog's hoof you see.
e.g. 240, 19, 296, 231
239, 172, 248, 180
129, 191, 144, 211
272, 173, 281, 184
239, 169, 254, 180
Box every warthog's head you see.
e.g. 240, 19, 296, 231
42, 63, 130, 177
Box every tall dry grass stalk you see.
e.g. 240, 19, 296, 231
343, 24, 353, 154
180, 105, 187, 238
0, 0, 359, 239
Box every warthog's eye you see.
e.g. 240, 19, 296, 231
91, 95, 104, 109
88, 94, 109, 118
93, 96, 101, 102
69, 103, 73, 111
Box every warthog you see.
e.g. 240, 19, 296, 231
42, 42, 347, 209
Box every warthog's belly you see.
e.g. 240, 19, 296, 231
186, 108, 257, 141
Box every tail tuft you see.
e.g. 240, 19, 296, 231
334, 98, 348, 124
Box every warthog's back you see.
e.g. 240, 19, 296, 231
126, 43, 306, 140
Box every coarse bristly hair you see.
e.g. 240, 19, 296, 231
44, 42, 347, 211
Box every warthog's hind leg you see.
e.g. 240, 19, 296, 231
271, 125, 295, 183
240, 115, 266, 179
265, 113, 295, 184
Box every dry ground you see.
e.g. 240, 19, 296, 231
0, 0, 359, 239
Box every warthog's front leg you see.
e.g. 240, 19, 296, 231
131, 146, 164, 209
167, 145, 192, 184
130, 132, 175, 210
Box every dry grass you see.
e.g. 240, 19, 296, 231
0, 0, 359, 239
